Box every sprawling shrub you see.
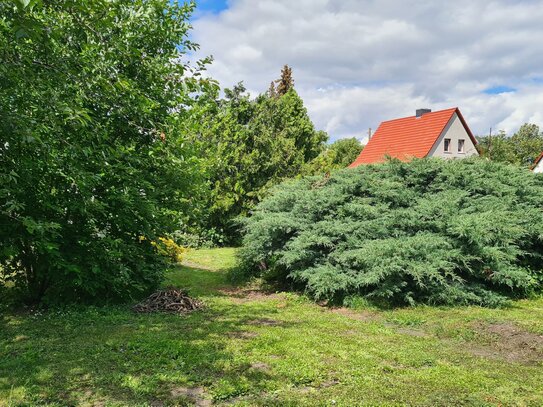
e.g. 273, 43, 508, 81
240, 158, 543, 306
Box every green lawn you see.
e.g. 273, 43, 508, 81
1, 248, 542, 406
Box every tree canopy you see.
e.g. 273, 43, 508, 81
187, 75, 328, 244
275, 65, 294, 97
477, 123, 543, 166
0, 0, 212, 303
301, 138, 363, 176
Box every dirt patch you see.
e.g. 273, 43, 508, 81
381, 322, 430, 338
170, 386, 211, 407
226, 331, 259, 340
133, 288, 203, 314
247, 318, 283, 327
330, 307, 380, 322
467, 322, 543, 364
250, 362, 270, 372
78, 389, 106, 407
297, 386, 314, 394
320, 379, 340, 388
297, 378, 340, 394
219, 287, 284, 304
395, 327, 430, 338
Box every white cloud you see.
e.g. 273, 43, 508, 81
190, 0, 543, 140
304, 85, 430, 141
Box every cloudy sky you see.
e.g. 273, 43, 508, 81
189, 0, 543, 142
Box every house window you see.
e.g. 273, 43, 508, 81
458, 139, 465, 153
444, 138, 451, 153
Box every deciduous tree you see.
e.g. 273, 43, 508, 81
0, 0, 212, 303
477, 124, 543, 166
302, 138, 363, 175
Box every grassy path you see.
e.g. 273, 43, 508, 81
1, 248, 542, 406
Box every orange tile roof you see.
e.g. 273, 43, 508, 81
350, 107, 476, 167
532, 151, 543, 170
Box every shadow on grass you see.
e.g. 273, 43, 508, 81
0, 266, 299, 406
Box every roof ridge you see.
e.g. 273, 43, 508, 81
532, 151, 543, 169
379, 107, 458, 124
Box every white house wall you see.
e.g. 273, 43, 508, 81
534, 160, 543, 173
427, 113, 479, 159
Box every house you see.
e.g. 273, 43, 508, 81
350, 107, 479, 167
533, 152, 543, 173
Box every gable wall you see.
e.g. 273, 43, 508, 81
427, 113, 479, 159
534, 160, 543, 173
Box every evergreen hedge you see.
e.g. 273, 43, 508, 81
240, 159, 543, 306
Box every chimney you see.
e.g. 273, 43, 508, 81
416, 108, 431, 118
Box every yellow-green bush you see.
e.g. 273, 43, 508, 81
153, 237, 187, 263
139, 236, 187, 263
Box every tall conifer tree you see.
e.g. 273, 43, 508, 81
275, 64, 294, 96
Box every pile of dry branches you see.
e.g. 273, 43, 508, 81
133, 288, 203, 314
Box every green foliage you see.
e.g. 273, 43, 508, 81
240, 158, 543, 306
511, 123, 543, 166
301, 137, 363, 175
187, 81, 328, 243
477, 123, 543, 166
0, 0, 213, 304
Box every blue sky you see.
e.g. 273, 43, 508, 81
189, 0, 543, 141
192, 0, 228, 16
484, 86, 517, 95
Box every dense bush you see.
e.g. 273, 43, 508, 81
0, 0, 211, 304
300, 138, 363, 176
240, 158, 543, 306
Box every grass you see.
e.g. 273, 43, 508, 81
177, 247, 238, 272
1, 248, 542, 406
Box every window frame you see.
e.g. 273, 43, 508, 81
444, 138, 452, 153
458, 139, 465, 154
